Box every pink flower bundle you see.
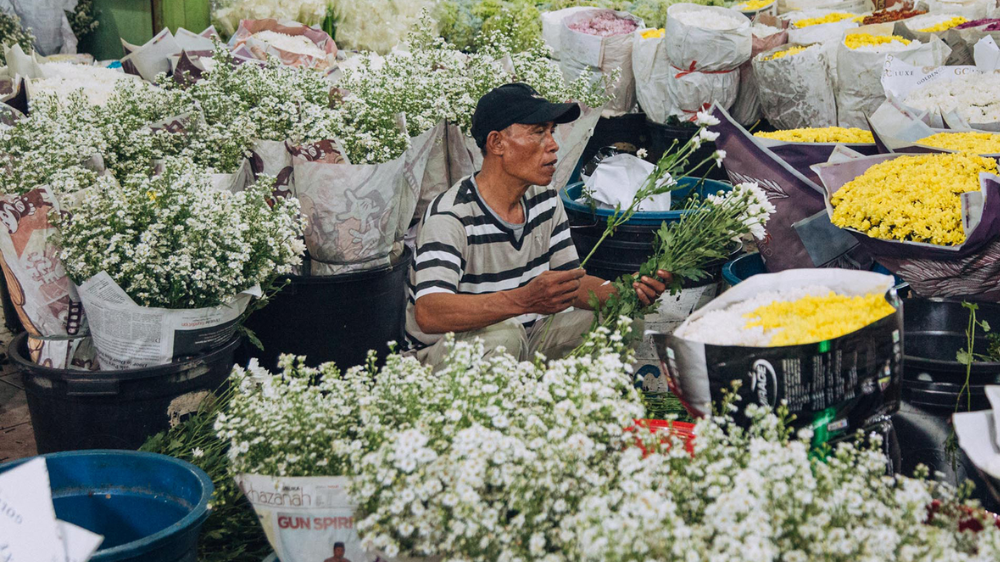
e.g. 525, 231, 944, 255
568, 12, 639, 37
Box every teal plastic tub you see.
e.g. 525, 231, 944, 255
0, 450, 213, 562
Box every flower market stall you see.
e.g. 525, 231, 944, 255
6, 0, 1000, 560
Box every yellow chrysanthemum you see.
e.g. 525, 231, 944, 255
794, 12, 856, 28
754, 127, 874, 143
830, 153, 997, 245
762, 45, 809, 60
744, 292, 896, 346
918, 16, 967, 32
917, 132, 1000, 154
844, 33, 911, 49
641, 28, 665, 39
736, 0, 774, 11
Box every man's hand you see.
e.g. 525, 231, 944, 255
515, 269, 585, 315
633, 269, 673, 306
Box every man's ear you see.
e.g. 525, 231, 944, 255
485, 129, 505, 157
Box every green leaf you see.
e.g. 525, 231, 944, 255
956, 350, 973, 365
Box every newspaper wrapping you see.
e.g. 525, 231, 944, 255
0, 186, 91, 369
754, 42, 838, 129
236, 473, 373, 562
813, 151, 1000, 299
76, 272, 258, 370
558, 9, 643, 116
229, 19, 337, 70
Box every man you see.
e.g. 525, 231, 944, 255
323, 542, 351, 562
405, 83, 671, 368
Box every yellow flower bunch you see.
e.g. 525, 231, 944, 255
830, 153, 997, 245
794, 12, 856, 28
641, 28, 665, 39
754, 127, 874, 143
762, 45, 809, 61
844, 33, 911, 50
917, 132, 1000, 154
744, 292, 895, 346
736, 0, 774, 11
918, 16, 967, 32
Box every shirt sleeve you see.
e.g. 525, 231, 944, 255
411, 212, 467, 300
548, 196, 580, 271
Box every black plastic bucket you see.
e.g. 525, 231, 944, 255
11, 333, 240, 454
894, 298, 1000, 512
0, 268, 25, 334
647, 118, 728, 181
239, 246, 412, 372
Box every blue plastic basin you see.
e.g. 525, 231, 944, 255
561, 177, 732, 226
723, 252, 909, 291
0, 450, 214, 562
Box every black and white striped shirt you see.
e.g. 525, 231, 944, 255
404, 174, 580, 350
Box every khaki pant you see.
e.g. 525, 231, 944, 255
415, 309, 596, 370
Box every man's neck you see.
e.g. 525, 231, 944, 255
476, 159, 531, 219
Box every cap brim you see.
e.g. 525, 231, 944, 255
516, 102, 581, 126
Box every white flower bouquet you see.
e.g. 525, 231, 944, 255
55, 157, 305, 369
229, 18, 337, 70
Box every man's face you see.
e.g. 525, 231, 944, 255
497, 121, 560, 186
334, 546, 345, 557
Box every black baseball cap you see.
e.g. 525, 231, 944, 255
471, 83, 581, 149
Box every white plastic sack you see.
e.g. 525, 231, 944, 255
582, 153, 671, 211
731, 26, 789, 124
754, 43, 837, 128
77, 272, 258, 370
785, 10, 859, 44
0, 0, 77, 56
235, 474, 374, 562
541, 7, 593, 59
664, 65, 741, 121
665, 4, 753, 72
836, 35, 950, 128
632, 29, 673, 123
558, 9, 643, 116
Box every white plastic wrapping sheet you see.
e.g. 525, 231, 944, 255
582, 153, 671, 211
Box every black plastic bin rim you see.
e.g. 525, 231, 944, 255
8, 331, 242, 382
294, 246, 413, 284
903, 297, 1000, 370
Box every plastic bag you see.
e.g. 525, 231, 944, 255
754, 43, 838, 129
558, 9, 643, 116
836, 33, 949, 128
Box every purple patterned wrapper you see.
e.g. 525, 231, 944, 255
814, 154, 1000, 261
710, 105, 874, 272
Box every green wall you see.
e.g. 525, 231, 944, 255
79, 0, 210, 61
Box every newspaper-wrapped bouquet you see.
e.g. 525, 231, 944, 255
814, 151, 1000, 299
55, 157, 305, 369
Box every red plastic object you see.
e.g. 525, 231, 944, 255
626, 419, 696, 456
